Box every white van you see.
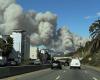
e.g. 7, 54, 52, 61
70, 58, 81, 69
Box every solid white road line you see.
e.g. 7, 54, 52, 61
56, 75, 60, 80
92, 77, 98, 80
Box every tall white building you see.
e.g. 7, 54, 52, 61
11, 29, 30, 63
29, 45, 48, 63
30, 46, 38, 60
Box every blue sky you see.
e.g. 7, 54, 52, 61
16, 0, 100, 38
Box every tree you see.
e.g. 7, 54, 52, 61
45, 51, 51, 60
37, 48, 43, 62
89, 19, 100, 39
0, 36, 13, 58
89, 19, 100, 53
5, 36, 13, 58
0, 38, 6, 55
81, 19, 100, 65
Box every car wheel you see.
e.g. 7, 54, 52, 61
51, 67, 53, 69
60, 67, 62, 69
78, 67, 81, 69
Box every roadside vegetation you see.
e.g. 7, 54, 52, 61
74, 19, 100, 67
0, 36, 13, 59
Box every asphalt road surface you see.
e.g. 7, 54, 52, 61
2, 66, 100, 80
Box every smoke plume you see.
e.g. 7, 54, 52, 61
0, 0, 88, 53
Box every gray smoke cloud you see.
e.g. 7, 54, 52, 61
30, 33, 41, 45
30, 11, 57, 46
55, 26, 89, 53
58, 27, 73, 49
39, 22, 54, 43
0, 0, 15, 11
56, 27, 75, 52
4, 3, 23, 34
0, 0, 88, 53
0, 0, 23, 34
0, 0, 57, 45
35, 11, 57, 25
73, 34, 87, 51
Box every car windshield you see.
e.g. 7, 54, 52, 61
71, 59, 80, 63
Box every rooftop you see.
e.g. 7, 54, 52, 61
13, 29, 26, 33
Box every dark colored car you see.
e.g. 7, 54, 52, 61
51, 61, 62, 69
7, 58, 18, 66
65, 61, 70, 66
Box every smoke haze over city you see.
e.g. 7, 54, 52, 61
0, 0, 89, 53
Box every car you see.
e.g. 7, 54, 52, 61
70, 58, 81, 69
34, 59, 41, 65
0, 56, 7, 66
65, 61, 69, 66
7, 58, 18, 66
51, 60, 62, 69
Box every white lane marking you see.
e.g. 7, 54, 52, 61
63, 70, 66, 73
56, 75, 60, 80
93, 77, 98, 80
84, 70, 88, 73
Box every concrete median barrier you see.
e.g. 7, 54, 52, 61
0, 64, 50, 79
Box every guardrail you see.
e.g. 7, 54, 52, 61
0, 64, 50, 79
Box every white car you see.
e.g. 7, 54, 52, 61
34, 59, 41, 65
70, 58, 81, 69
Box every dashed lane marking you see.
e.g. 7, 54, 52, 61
84, 70, 88, 73
63, 70, 66, 73
56, 75, 60, 80
93, 77, 98, 80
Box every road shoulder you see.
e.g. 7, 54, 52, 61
84, 65, 100, 72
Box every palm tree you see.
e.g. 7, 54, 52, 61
89, 19, 100, 39
82, 19, 100, 64
89, 19, 100, 53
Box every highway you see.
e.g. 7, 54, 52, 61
2, 66, 100, 80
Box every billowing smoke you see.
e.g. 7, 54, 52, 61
0, 0, 88, 53
0, 0, 23, 34
57, 27, 74, 50
30, 33, 41, 45
4, 3, 23, 34
38, 22, 54, 44
55, 27, 88, 53
0, 0, 15, 11
35, 11, 57, 25
29, 11, 57, 45
73, 34, 88, 51
0, 0, 57, 45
